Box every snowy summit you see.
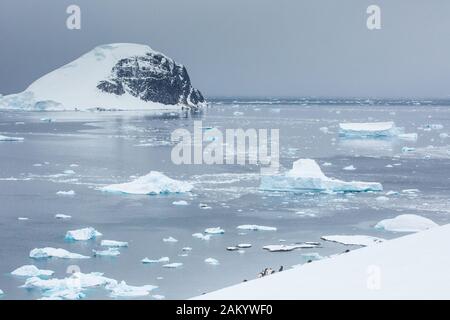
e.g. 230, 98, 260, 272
0, 43, 206, 111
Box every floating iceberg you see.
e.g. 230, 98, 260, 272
163, 262, 183, 268
30, 247, 90, 259
237, 243, 252, 248
237, 225, 277, 231
321, 235, 385, 246
55, 214, 72, 219
339, 122, 401, 138
163, 236, 178, 243
260, 159, 383, 193
101, 240, 128, 247
93, 248, 120, 257
65, 227, 102, 241
204, 258, 220, 265
107, 281, 157, 298
11, 265, 54, 277
343, 165, 356, 171
0, 289, 3, 295
173, 200, 189, 206
192, 233, 211, 240
100, 171, 193, 195
263, 243, 319, 252
56, 190, 75, 196
398, 133, 418, 141
375, 214, 438, 232
141, 257, 170, 264
0, 135, 24, 142
204, 227, 225, 234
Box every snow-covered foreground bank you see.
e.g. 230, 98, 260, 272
194, 224, 450, 300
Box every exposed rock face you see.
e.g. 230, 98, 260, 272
97, 52, 205, 108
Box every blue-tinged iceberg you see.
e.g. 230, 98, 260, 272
339, 122, 401, 138
11, 265, 54, 278
100, 171, 193, 195
29, 247, 90, 259
260, 159, 383, 193
65, 227, 102, 241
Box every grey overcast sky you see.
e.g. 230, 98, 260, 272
1, 0, 450, 98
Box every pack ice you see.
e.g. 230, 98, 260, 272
375, 214, 438, 232
339, 122, 401, 138
100, 171, 193, 195
260, 159, 383, 193
65, 227, 102, 241
30, 247, 90, 259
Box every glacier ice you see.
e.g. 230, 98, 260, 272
101, 240, 128, 247
141, 257, 170, 264
100, 171, 193, 195
260, 159, 383, 193
11, 265, 54, 277
375, 214, 438, 232
0, 135, 24, 142
321, 235, 385, 246
339, 122, 402, 137
237, 225, 277, 231
65, 227, 102, 241
30, 247, 90, 259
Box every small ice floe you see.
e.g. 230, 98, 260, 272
64, 170, 75, 175
172, 200, 189, 206
322, 162, 332, 166
343, 165, 356, 171
33, 163, 43, 167
163, 236, 178, 243
93, 248, 120, 257
398, 133, 418, 141
385, 164, 393, 168
204, 258, 220, 265
18, 217, 29, 221
0, 135, 24, 142
402, 189, 420, 194
70, 164, 79, 168
402, 146, 416, 153
339, 121, 401, 138
319, 127, 329, 134
107, 281, 158, 298
376, 196, 389, 202
30, 247, 90, 259
182, 247, 192, 252
162, 262, 183, 268
55, 214, 71, 219
141, 257, 170, 264
65, 227, 102, 241
0, 289, 3, 296
233, 111, 244, 116
260, 159, 383, 193
385, 191, 398, 196
321, 235, 385, 246
301, 252, 324, 261
56, 190, 75, 196
237, 243, 252, 248
263, 243, 319, 252
100, 171, 193, 195
101, 240, 128, 247
11, 265, 54, 277
40, 118, 53, 123
192, 233, 211, 240
375, 214, 438, 233
226, 246, 239, 251
439, 133, 449, 139
204, 227, 225, 234
199, 203, 212, 209
152, 294, 165, 300
237, 225, 277, 231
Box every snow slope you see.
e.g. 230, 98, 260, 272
194, 224, 450, 299
0, 43, 205, 111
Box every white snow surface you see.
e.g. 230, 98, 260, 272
0, 43, 185, 111
375, 214, 438, 232
321, 235, 385, 246
100, 171, 193, 195
260, 159, 383, 193
195, 224, 450, 299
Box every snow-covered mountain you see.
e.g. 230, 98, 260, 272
0, 43, 206, 111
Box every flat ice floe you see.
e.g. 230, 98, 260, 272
101, 240, 128, 247
204, 258, 220, 265
56, 190, 75, 196
55, 214, 72, 219
65, 227, 102, 241
204, 227, 225, 234
142, 257, 170, 264
11, 265, 54, 277
192, 233, 211, 240
237, 225, 277, 231
260, 159, 383, 193
100, 171, 193, 195
163, 236, 178, 243
0, 135, 24, 141
321, 235, 385, 246
339, 121, 401, 137
173, 200, 189, 206
162, 262, 183, 268
375, 214, 438, 232
30, 247, 90, 259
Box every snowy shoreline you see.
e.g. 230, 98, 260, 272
194, 224, 450, 300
